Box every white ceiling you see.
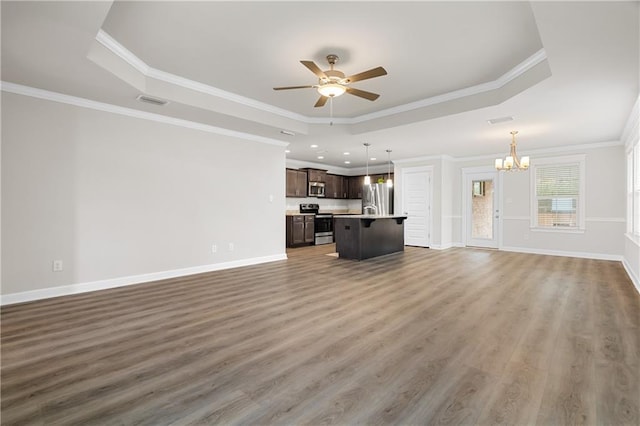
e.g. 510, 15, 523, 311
2, 1, 638, 168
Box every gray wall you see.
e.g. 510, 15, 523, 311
2, 92, 286, 297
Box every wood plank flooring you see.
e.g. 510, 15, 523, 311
1, 245, 639, 425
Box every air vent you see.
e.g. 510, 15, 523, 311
136, 94, 168, 106
487, 116, 514, 125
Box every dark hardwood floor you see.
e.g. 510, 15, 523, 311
1, 245, 639, 425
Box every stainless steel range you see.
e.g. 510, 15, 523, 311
299, 203, 333, 245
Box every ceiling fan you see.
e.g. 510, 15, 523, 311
273, 54, 387, 107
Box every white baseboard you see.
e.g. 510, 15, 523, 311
469, 245, 638, 294
429, 242, 464, 250
622, 258, 640, 295
1, 253, 288, 306
499, 245, 623, 261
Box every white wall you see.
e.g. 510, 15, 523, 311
396, 142, 627, 259
503, 145, 625, 257
1, 92, 286, 302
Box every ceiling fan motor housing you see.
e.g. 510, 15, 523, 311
322, 69, 346, 84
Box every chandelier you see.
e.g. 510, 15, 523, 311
495, 131, 530, 171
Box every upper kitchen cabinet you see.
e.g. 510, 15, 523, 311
325, 174, 347, 199
303, 168, 327, 183
347, 174, 394, 199
286, 169, 307, 198
348, 176, 364, 199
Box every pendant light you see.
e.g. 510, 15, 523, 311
386, 149, 393, 187
363, 143, 371, 185
494, 131, 530, 171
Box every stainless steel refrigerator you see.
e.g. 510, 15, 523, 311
362, 183, 393, 215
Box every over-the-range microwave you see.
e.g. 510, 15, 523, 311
308, 181, 325, 197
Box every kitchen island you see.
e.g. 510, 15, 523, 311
333, 214, 407, 260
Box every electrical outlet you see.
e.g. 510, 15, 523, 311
228, 243, 234, 251
211, 244, 217, 253
52, 260, 63, 272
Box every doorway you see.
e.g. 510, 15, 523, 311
401, 166, 433, 247
463, 170, 500, 249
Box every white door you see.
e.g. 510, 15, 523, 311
401, 167, 432, 247
464, 171, 499, 248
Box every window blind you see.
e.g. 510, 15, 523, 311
535, 163, 580, 227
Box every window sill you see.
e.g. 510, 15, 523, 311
531, 227, 585, 234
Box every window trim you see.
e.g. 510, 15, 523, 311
628, 142, 640, 241
530, 154, 586, 232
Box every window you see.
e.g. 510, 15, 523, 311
531, 155, 585, 231
636, 145, 640, 236
628, 143, 640, 238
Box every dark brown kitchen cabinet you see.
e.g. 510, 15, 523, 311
325, 174, 347, 199
303, 168, 327, 182
371, 173, 394, 184
286, 169, 307, 198
348, 176, 364, 199
286, 215, 314, 247
346, 174, 394, 199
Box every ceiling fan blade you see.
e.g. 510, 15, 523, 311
345, 87, 380, 101
301, 60, 328, 79
314, 96, 329, 108
345, 66, 387, 83
273, 85, 314, 90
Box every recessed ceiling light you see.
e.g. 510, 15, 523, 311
370, 157, 377, 161
317, 156, 324, 159
310, 144, 318, 148
344, 160, 351, 164
487, 116, 514, 125
285, 149, 290, 153
343, 152, 350, 155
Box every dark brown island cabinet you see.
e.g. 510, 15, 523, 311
334, 214, 407, 260
286, 215, 315, 247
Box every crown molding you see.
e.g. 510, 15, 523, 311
95, 30, 308, 123
286, 158, 388, 175
96, 30, 547, 127
346, 49, 548, 124
390, 140, 623, 166
1, 81, 288, 147
393, 154, 453, 164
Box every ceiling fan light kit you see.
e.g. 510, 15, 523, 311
274, 54, 387, 108
317, 83, 346, 98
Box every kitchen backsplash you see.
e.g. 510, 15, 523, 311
285, 197, 362, 213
